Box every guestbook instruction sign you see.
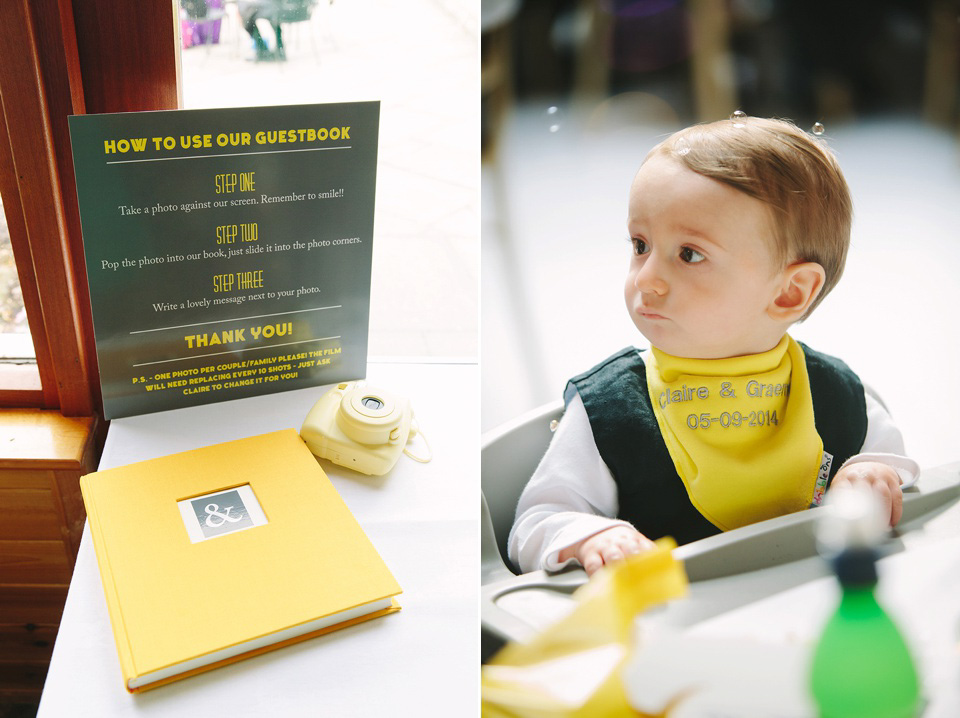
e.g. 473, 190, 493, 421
69, 102, 378, 419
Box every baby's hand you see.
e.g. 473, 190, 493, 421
558, 525, 654, 576
830, 461, 903, 527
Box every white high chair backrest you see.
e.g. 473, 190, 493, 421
480, 399, 565, 577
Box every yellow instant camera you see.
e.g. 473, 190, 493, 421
300, 381, 415, 476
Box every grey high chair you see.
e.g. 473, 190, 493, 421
481, 400, 960, 661
481, 400, 587, 660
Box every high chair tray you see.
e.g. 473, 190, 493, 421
482, 462, 960, 650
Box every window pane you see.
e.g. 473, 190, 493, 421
177, 1, 479, 359
0, 194, 36, 361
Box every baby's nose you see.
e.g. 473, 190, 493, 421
633, 257, 668, 295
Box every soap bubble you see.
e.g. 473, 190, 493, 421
812, 122, 825, 136
729, 109, 747, 127
674, 137, 691, 156
544, 106, 564, 133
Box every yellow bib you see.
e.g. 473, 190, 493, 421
645, 335, 824, 531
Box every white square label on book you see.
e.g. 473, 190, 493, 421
178, 485, 268, 543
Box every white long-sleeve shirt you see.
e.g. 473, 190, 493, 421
508, 385, 919, 574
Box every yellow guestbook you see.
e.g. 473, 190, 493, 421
80, 429, 401, 692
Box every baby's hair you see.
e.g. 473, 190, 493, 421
647, 116, 852, 318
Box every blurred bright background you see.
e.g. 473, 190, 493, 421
481, 0, 960, 471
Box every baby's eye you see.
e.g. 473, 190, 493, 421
679, 247, 705, 264
631, 238, 649, 256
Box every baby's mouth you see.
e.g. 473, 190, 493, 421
637, 307, 667, 320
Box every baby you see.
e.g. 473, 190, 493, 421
509, 116, 918, 576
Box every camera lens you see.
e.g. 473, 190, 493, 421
361, 396, 383, 410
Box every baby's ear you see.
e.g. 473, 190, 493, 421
768, 262, 825, 322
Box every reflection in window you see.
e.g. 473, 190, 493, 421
177, 1, 338, 108
0, 196, 35, 361
176, 1, 479, 359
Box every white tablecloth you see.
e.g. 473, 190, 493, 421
39, 360, 478, 717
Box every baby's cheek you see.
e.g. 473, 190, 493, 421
623, 277, 640, 315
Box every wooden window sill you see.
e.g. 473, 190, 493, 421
0, 408, 101, 468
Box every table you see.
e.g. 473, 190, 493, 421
621, 493, 960, 717
39, 360, 478, 717
638, 472, 960, 717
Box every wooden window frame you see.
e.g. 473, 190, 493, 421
0, 0, 179, 416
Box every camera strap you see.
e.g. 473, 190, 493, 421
402, 419, 433, 464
